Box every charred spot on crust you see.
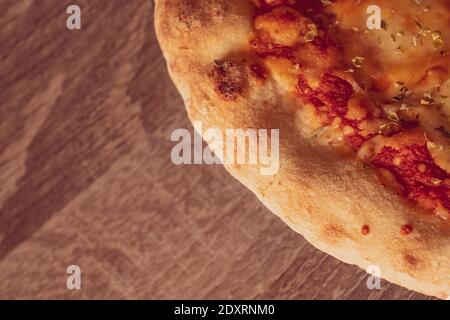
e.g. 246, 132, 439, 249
403, 253, 420, 270
171, 1, 226, 30
361, 225, 370, 235
249, 62, 267, 80
323, 223, 348, 242
210, 60, 248, 100
400, 224, 413, 235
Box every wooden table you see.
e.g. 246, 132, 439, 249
0, 0, 430, 299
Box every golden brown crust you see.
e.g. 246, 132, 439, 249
155, 0, 450, 298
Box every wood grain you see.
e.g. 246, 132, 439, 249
0, 0, 431, 299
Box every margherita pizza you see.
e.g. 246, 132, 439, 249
155, 0, 450, 298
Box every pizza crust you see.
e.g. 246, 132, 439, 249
154, 0, 450, 298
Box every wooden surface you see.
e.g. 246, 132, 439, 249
0, 0, 431, 299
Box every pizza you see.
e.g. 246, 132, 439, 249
155, 0, 450, 298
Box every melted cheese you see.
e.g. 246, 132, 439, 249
255, 6, 310, 46
327, 0, 450, 97
252, 0, 450, 215
264, 56, 299, 91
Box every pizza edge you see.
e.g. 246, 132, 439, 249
154, 0, 450, 298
